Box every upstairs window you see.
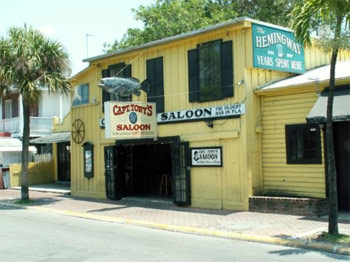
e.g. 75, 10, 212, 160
101, 62, 132, 112
72, 84, 89, 106
147, 57, 164, 113
285, 124, 322, 164
188, 40, 233, 103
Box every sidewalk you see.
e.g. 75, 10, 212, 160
0, 188, 349, 256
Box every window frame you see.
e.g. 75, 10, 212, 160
285, 123, 322, 164
72, 83, 89, 106
83, 142, 94, 179
188, 39, 233, 103
197, 40, 222, 102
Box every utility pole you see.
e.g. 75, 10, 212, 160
86, 34, 94, 58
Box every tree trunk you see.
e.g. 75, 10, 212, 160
327, 17, 342, 235
21, 100, 30, 201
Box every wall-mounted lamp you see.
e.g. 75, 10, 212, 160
237, 79, 245, 86
205, 119, 214, 128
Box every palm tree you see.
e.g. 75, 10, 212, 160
290, 0, 350, 235
0, 25, 71, 200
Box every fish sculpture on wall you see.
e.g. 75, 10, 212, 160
98, 77, 150, 97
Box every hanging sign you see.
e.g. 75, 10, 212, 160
158, 103, 245, 124
252, 23, 305, 74
190, 147, 222, 167
104, 101, 157, 139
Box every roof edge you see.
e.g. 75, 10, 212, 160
83, 17, 294, 64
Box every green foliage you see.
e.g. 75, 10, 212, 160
318, 232, 350, 245
13, 199, 35, 205
290, 0, 350, 48
103, 0, 298, 53
0, 24, 71, 101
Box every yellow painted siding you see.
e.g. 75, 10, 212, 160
10, 161, 55, 187
70, 25, 256, 209
261, 91, 326, 198
69, 20, 349, 209
54, 111, 72, 132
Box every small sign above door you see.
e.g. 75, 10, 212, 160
190, 147, 222, 167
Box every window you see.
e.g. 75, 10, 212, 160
72, 84, 89, 106
4, 99, 12, 119
147, 57, 164, 113
83, 142, 94, 179
188, 40, 233, 103
101, 63, 132, 112
285, 124, 322, 164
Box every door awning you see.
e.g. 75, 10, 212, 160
30, 132, 71, 144
307, 85, 350, 124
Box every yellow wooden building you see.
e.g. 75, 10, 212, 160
69, 17, 350, 212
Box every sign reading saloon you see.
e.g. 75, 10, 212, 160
158, 103, 245, 124
105, 102, 157, 139
252, 23, 305, 74
191, 147, 222, 167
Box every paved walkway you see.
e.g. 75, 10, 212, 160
0, 188, 349, 255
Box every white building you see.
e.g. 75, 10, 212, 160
0, 88, 70, 138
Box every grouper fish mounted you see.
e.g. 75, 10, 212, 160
98, 77, 150, 97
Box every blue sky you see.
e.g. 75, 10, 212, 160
0, 0, 154, 75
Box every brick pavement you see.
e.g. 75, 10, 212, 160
0, 189, 349, 240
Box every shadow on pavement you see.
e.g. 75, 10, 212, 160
59, 194, 236, 216
269, 248, 349, 260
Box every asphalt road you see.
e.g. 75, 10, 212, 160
0, 204, 348, 262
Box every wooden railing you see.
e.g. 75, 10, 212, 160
0, 117, 54, 134
9, 154, 55, 187
0, 117, 20, 133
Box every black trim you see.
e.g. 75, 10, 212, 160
147, 57, 164, 113
83, 142, 94, 179
115, 136, 180, 146
285, 124, 322, 164
157, 114, 240, 125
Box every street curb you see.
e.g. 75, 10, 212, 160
1, 201, 349, 256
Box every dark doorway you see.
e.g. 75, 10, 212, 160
57, 142, 71, 182
334, 121, 350, 211
119, 144, 173, 198
104, 138, 191, 205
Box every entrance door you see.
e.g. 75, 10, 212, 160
172, 141, 191, 205
104, 146, 124, 200
57, 142, 70, 181
334, 121, 350, 211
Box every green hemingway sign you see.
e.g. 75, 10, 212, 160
252, 24, 305, 74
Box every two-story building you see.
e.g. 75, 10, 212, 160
69, 17, 349, 212
0, 87, 71, 168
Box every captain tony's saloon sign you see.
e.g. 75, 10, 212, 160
252, 23, 305, 74
105, 101, 157, 139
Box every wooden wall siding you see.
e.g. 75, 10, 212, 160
69, 22, 348, 207
10, 160, 55, 187
54, 111, 72, 132
261, 92, 326, 198
69, 26, 254, 209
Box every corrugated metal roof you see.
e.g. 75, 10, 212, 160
257, 61, 350, 92
30, 132, 70, 144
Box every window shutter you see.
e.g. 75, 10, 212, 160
221, 41, 233, 98
102, 69, 110, 112
147, 57, 164, 113
188, 49, 199, 102
123, 64, 132, 78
